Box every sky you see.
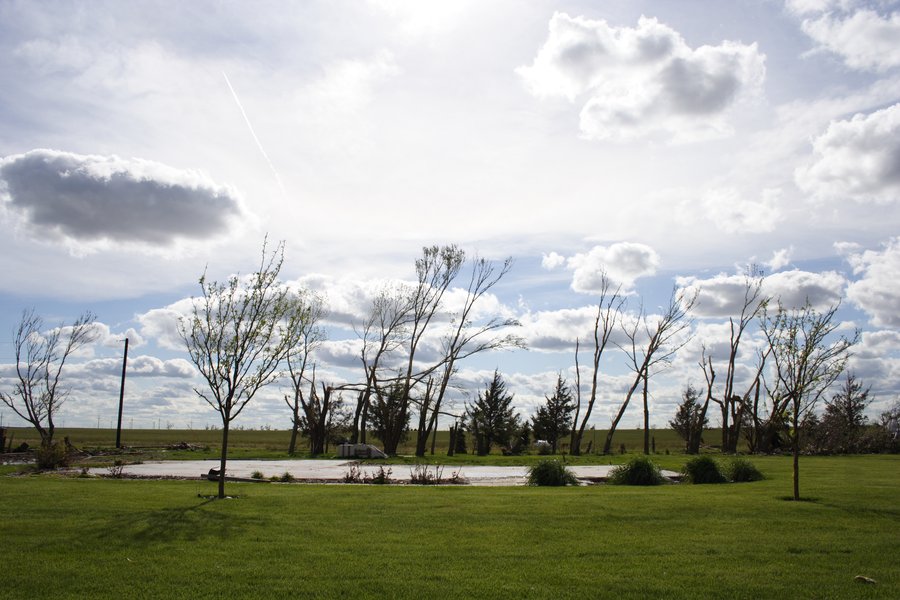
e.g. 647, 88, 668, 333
1, 0, 899, 435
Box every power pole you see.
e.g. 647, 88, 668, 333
115, 338, 129, 449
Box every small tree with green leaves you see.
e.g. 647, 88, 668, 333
180, 239, 303, 498
761, 301, 857, 501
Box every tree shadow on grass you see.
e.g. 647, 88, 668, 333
777, 496, 821, 502
96, 496, 267, 546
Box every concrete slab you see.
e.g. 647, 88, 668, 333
92, 459, 680, 486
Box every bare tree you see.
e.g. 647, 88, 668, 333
700, 268, 769, 453
413, 255, 523, 457
180, 239, 301, 498
283, 291, 326, 454
604, 287, 697, 455
760, 301, 857, 501
1, 309, 98, 449
570, 274, 623, 455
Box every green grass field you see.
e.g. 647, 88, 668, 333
2, 426, 698, 462
1, 454, 897, 598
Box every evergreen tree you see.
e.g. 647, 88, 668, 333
531, 374, 576, 453
669, 384, 708, 453
466, 370, 519, 456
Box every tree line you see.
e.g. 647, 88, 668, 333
5, 240, 896, 501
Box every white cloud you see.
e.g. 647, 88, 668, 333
0, 150, 246, 252
845, 238, 900, 327
795, 103, 900, 203
766, 246, 795, 271
541, 252, 566, 270
677, 272, 765, 318
517, 13, 765, 142
567, 242, 659, 293
791, 4, 900, 72
693, 187, 783, 234
765, 269, 847, 310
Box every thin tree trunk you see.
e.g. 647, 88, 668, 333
792, 403, 800, 501
218, 420, 230, 499
642, 374, 650, 455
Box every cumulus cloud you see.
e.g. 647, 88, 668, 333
517, 13, 765, 142
765, 269, 847, 309
766, 246, 794, 272
795, 103, 900, 203
541, 252, 566, 270
0, 149, 245, 250
844, 238, 900, 327
787, 1, 900, 71
567, 242, 659, 293
679, 268, 845, 317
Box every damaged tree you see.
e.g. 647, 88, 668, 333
604, 287, 696, 455
1, 309, 98, 457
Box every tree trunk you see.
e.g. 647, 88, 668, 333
603, 369, 643, 455
792, 402, 800, 501
288, 418, 299, 455
218, 420, 230, 499
642, 374, 650, 455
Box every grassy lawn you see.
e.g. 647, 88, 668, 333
1, 455, 897, 599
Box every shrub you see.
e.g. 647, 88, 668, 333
727, 458, 764, 482
682, 456, 727, 484
608, 455, 664, 486
409, 464, 442, 484
35, 442, 70, 470
368, 466, 392, 484
526, 459, 579, 486
105, 459, 126, 478
250, 470, 265, 480
271, 472, 294, 482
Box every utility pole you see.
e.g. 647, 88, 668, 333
115, 338, 129, 449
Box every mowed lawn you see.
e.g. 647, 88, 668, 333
1, 455, 897, 599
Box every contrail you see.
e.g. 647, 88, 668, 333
222, 71, 288, 199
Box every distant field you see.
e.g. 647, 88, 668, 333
2, 426, 708, 461
1, 455, 897, 599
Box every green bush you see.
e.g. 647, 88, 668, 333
681, 456, 727, 484
607, 455, 664, 486
526, 459, 579, 486
250, 470, 264, 480
35, 442, 70, 470
727, 458, 764, 482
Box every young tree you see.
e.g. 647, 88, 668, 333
570, 274, 624, 455
180, 239, 301, 499
283, 290, 326, 454
604, 287, 697, 455
532, 374, 576, 454
760, 301, 857, 501
466, 370, 519, 456
669, 383, 708, 453
1, 309, 98, 450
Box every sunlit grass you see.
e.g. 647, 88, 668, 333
2, 455, 897, 599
